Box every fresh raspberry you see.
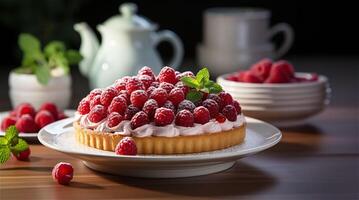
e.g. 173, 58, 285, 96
90, 95, 102, 109
177, 100, 196, 113
15, 114, 39, 133
1, 116, 17, 131
87, 89, 102, 101
52, 162, 73, 185
126, 77, 145, 95
163, 100, 176, 113
193, 106, 210, 124
35, 110, 55, 128
202, 92, 208, 101
57, 111, 68, 120
107, 112, 124, 128
88, 105, 107, 123
115, 137, 137, 155
175, 81, 190, 95
130, 90, 148, 108
233, 100, 242, 114
142, 99, 158, 119
176, 71, 195, 81
218, 92, 233, 106
154, 108, 174, 126
194, 100, 203, 107
175, 110, 194, 127
39, 102, 59, 119
77, 97, 90, 115
146, 86, 156, 96
138, 66, 155, 81
9, 109, 17, 117
138, 75, 153, 89
114, 79, 126, 91
265, 64, 291, 83
226, 74, 239, 81
202, 99, 219, 118
168, 88, 185, 106
158, 66, 177, 84
250, 58, 273, 81
274, 60, 295, 78
151, 81, 160, 88
149, 88, 168, 106
124, 105, 140, 120
239, 71, 263, 83
207, 94, 224, 110
159, 82, 175, 94
215, 113, 226, 123
13, 148, 31, 161
130, 111, 149, 129
118, 90, 130, 104
108, 95, 127, 114
16, 103, 36, 118
222, 105, 237, 122
100, 87, 118, 107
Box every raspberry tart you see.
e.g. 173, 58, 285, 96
74, 67, 246, 154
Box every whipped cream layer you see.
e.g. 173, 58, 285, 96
75, 112, 245, 138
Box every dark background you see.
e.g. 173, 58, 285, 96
0, 0, 357, 68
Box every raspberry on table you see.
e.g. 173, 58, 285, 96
15, 114, 39, 133
218, 92, 233, 106
115, 137, 137, 155
222, 105, 237, 122
154, 107, 174, 126
88, 105, 107, 123
13, 148, 31, 161
107, 112, 124, 128
138, 74, 153, 89
52, 162, 74, 185
124, 105, 140, 120
207, 94, 224, 110
149, 88, 168, 106
233, 100, 242, 114
168, 87, 185, 106
35, 110, 55, 128
100, 87, 118, 107
215, 113, 226, 123
126, 76, 145, 95
90, 95, 102, 109
17, 103, 36, 118
142, 99, 159, 119
130, 90, 148, 108
163, 100, 176, 113
108, 96, 127, 115
138, 66, 155, 81
177, 100, 196, 113
193, 106, 210, 124
130, 111, 149, 129
158, 66, 177, 84
87, 89, 102, 101
159, 82, 175, 94
77, 97, 90, 115
1, 116, 16, 131
175, 109, 194, 127
202, 99, 219, 118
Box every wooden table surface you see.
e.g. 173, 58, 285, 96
0, 56, 358, 199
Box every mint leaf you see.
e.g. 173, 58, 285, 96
11, 138, 28, 153
204, 80, 223, 94
5, 126, 18, 142
44, 41, 65, 57
181, 77, 200, 88
196, 68, 210, 84
35, 65, 51, 85
0, 148, 11, 164
66, 50, 83, 65
18, 33, 41, 54
0, 138, 8, 147
186, 90, 203, 102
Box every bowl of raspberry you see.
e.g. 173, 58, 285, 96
216, 58, 331, 126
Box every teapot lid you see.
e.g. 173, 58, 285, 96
102, 3, 157, 31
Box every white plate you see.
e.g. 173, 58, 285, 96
38, 117, 281, 178
0, 110, 76, 140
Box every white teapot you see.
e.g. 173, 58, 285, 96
74, 3, 184, 89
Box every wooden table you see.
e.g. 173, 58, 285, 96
1, 56, 358, 199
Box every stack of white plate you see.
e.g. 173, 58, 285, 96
217, 73, 331, 126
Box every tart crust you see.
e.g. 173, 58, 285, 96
73, 121, 246, 155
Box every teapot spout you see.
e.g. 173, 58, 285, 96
74, 22, 99, 77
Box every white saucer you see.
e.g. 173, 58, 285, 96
38, 117, 281, 178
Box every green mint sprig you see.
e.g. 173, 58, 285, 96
180, 68, 223, 102
0, 126, 29, 164
14, 33, 83, 85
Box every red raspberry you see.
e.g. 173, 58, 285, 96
177, 100, 196, 113
215, 113, 226, 123
100, 87, 118, 107
175, 81, 190, 96
138, 66, 155, 81
39, 102, 59, 119
250, 58, 273, 81
130, 111, 149, 129
202, 99, 219, 118
107, 112, 124, 128
138, 75, 153, 89
146, 86, 156, 96
233, 100, 242, 114
176, 71, 195, 81
114, 79, 126, 91
124, 105, 140, 120
9, 109, 17, 117
87, 89, 102, 101
35, 110, 55, 128
275, 60, 295, 78
90, 95, 102, 109
108, 96, 127, 115
88, 105, 107, 123
115, 137, 137, 155
163, 100, 176, 113
142, 99, 158, 119
175, 110, 194, 127
239, 71, 263, 83
57, 111, 68, 120
130, 90, 148, 108
218, 92, 233, 106
77, 97, 90, 114
1, 116, 17, 131
15, 114, 39, 133
168, 88, 185, 106
52, 162, 73, 185
154, 108, 174, 126
126, 77, 145, 95
193, 106, 210, 124
158, 66, 177, 84
222, 105, 237, 122
16, 103, 36, 118
226, 74, 239, 81
151, 81, 160, 88
265, 65, 291, 83
159, 82, 175, 94
13, 148, 31, 161
207, 94, 224, 110
118, 90, 130, 104
149, 88, 168, 106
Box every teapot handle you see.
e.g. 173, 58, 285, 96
153, 30, 184, 69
